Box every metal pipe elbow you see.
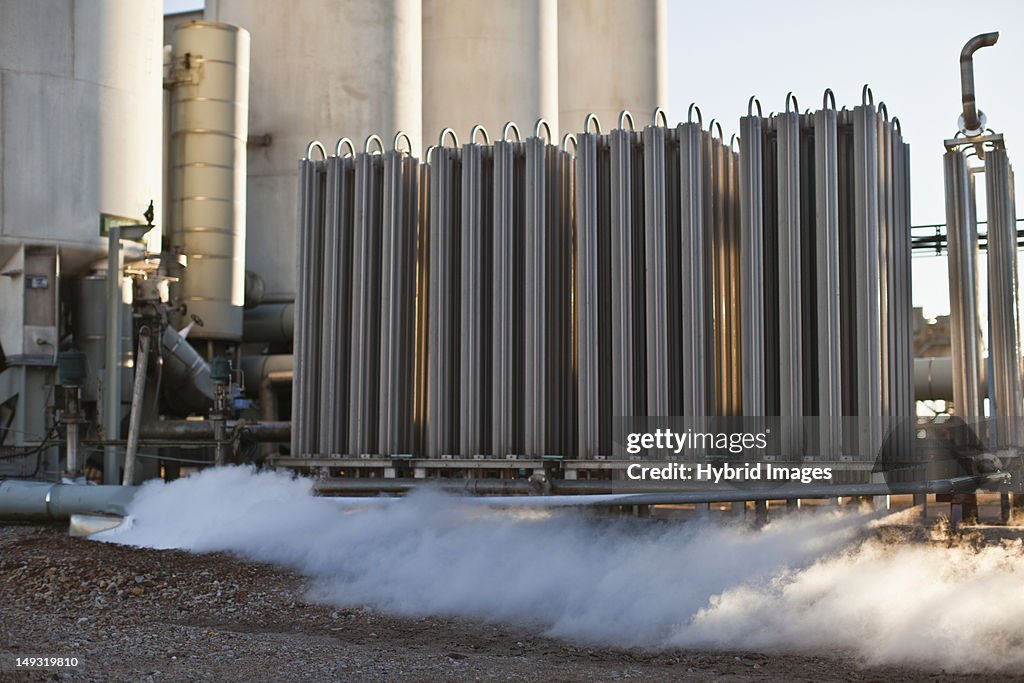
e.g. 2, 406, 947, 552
959, 31, 999, 134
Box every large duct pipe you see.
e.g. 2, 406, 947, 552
913, 356, 988, 402
959, 32, 999, 135
240, 354, 293, 396
160, 325, 215, 414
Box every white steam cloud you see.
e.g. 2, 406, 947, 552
95, 466, 1024, 671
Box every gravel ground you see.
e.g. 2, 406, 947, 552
0, 523, 1016, 682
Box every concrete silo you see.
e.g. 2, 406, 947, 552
203, 0, 423, 300
422, 0, 559, 141
0, 0, 162, 472
557, 0, 666, 133
0, 0, 163, 271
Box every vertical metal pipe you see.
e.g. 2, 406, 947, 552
427, 144, 461, 457
349, 150, 385, 456
678, 122, 707, 417
103, 227, 124, 484
492, 138, 522, 457
379, 150, 421, 456
775, 109, 803, 446
574, 131, 602, 456
893, 129, 914, 456
643, 124, 668, 415
814, 105, 842, 456
708, 133, 727, 417
319, 153, 355, 456
524, 136, 548, 455
459, 141, 491, 456
944, 150, 982, 421
122, 327, 150, 486
414, 157, 432, 457
610, 126, 638, 418
877, 115, 897, 431
291, 153, 327, 457
739, 114, 765, 417
66, 423, 79, 474
554, 143, 575, 458
319, 155, 341, 457
724, 141, 742, 415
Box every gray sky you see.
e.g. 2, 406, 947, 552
165, 0, 1024, 317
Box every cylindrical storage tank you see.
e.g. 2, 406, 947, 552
422, 0, 558, 140
557, 0, 666, 133
203, 0, 422, 301
169, 21, 250, 340
0, 0, 163, 273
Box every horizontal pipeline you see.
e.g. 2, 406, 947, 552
0, 474, 1006, 521
139, 420, 291, 442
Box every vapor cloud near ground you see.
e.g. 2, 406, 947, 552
95, 466, 1024, 671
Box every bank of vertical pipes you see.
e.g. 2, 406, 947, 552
294, 136, 420, 459
738, 88, 912, 461
945, 139, 1022, 446
292, 89, 914, 461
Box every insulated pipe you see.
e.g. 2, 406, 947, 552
959, 32, 999, 135
242, 303, 294, 343
0, 481, 137, 521
0, 474, 1003, 521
